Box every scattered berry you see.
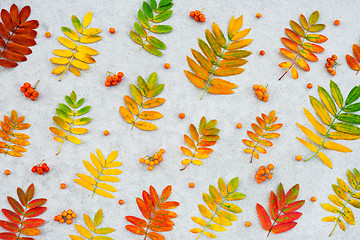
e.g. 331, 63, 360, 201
109, 27, 115, 34
179, 113, 185, 119
307, 83, 313, 89
256, 13, 261, 18
60, 183, 66, 189
164, 63, 170, 69
21, 80, 40, 101
31, 160, 49, 175
139, 149, 165, 171
103, 130, 109, 136
236, 123, 242, 129
295, 155, 302, 161
311, 196, 317, 202
55, 209, 76, 225
105, 71, 124, 87
45, 32, 51, 38
255, 165, 274, 183
4, 170, 10, 175
190, 10, 205, 22
325, 55, 339, 76
259, 50, 265, 56
189, 182, 195, 188
253, 84, 269, 102
119, 199, 124, 205
334, 20, 340, 26
245, 221, 252, 227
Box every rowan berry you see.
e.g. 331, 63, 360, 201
54, 216, 58, 221
118, 72, 124, 78
32, 91, 39, 97
62, 211, 67, 217
159, 149, 165, 154
148, 166, 154, 171
30, 96, 36, 101
67, 210, 73, 215
268, 164, 274, 170
4, 170, 10, 175
267, 174, 273, 179
31, 166, 37, 172
236, 123, 242, 129
259, 170, 265, 175
256, 13, 262, 18
56, 215, 62, 221
311, 196, 317, 202
194, 16, 200, 21
329, 60, 335, 66
261, 176, 266, 181
139, 158, 145, 163
66, 215, 72, 220
20, 86, 26, 92
103, 130, 109, 136
154, 160, 159, 165
190, 11, 195, 17
327, 67, 333, 73
158, 156, 163, 162
60, 183, 66, 189
105, 81, 111, 87
307, 83, 313, 89
179, 113, 185, 119
325, 62, 331, 68
164, 63, 170, 69
331, 55, 338, 60
260, 166, 265, 170
257, 179, 262, 184
265, 168, 270, 174
150, 161, 155, 166
119, 199, 124, 205
71, 213, 76, 218
296, 155, 302, 161
45, 32, 51, 38
109, 27, 115, 34
259, 50, 265, 55
145, 159, 150, 165
195, 10, 201, 16
253, 84, 259, 90
331, 70, 336, 76
59, 218, 65, 223
245, 221, 252, 227
24, 82, 31, 88
106, 76, 112, 81
334, 20, 340, 26
66, 219, 72, 225
200, 16, 206, 22
255, 174, 260, 179
189, 182, 195, 188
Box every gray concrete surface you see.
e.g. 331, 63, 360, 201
1, 0, 360, 239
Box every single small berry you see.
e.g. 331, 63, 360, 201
118, 72, 124, 78
200, 16, 206, 23
331, 54, 338, 60
66, 215, 72, 220
259, 166, 265, 170
256, 13, 262, 18
189, 182, 195, 188
60, 183, 66, 189
145, 159, 150, 165
148, 166, 154, 171
59, 218, 65, 223
253, 84, 259, 90
194, 10, 201, 16
268, 164, 274, 170
245, 221, 252, 227
257, 179, 262, 184
164, 63, 170, 69
109, 27, 115, 34
194, 16, 200, 21
327, 67, 333, 73
67, 209, 73, 215
31, 166, 37, 172
267, 174, 273, 179
66, 219, 72, 225
105, 81, 111, 87
45, 32, 51, 38
259, 50, 265, 56
103, 130, 109, 136
311, 196, 317, 202
54, 216, 58, 221
62, 211, 67, 217
179, 113, 185, 119
255, 174, 260, 179
296, 155, 302, 161
71, 213, 76, 218
331, 70, 336, 76
139, 158, 145, 163
32, 91, 39, 97
325, 62, 331, 68
334, 20, 340, 26
24, 82, 31, 88
260, 176, 266, 181
20, 86, 26, 92
119, 199, 124, 205
236, 123, 242, 129
307, 83, 313, 89
265, 168, 270, 174
190, 11, 195, 17
4, 170, 10, 175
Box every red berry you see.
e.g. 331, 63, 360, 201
112, 81, 117, 86
105, 81, 111, 87
44, 167, 50, 173
20, 87, 26, 92
24, 92, 31, 98
42, 163, 47, 168
23, 83, 31, 88
30, 96, 36, 101
117, 72, 124, 78
32, 91, 39, 97
27, 87, 34, 94
31, 166, 37, 172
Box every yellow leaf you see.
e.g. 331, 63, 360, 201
190, 228, 202, 233
84, 214, 95, 232
329, 132, 360, 140
76, 173, 96, 185
337, 178, 352, 193
194, 153, 210, 159
69, 235, 85, 240
310, 96, 332, 125
203, 231, 217, 238
71, 128, 88, 134
213, 217, 232, 226
303, 108, 327, 135
67, 135, 81, 144
98, 176, 119, 182
319, 152, 333, 169
191, 217, 207, 227
198, 204, 212, 218
192, 160, 203, 165
328, 194, 344, 207
181, 159, 191, 165
53, 49, 73, 57
296, 137, 317, 152
69, 67, 80, 76
278, 62, 291, 68
71, 60, 90, 70
77, 45, 98, 55
321, 216, 337, 222
124, 96, 139, 116
95, 188, 115, 198
296, 123, 322, 145
181, 146, 193, 157
208, 224, 227, 232
74, 52, 95, 64
321, 203, 340, 213
119, 106, 134, 124
58, 36, 76, 49
339, 219, 346, 231
291, 67, 298, 79
82, 28, 101, 36
142, 98, 166, 108
96, 149, 106, 166
50, 57, 69, 65
49, 127, 66, 137
62, 27, 79, 41
102, 169, 122, 175
52, 66, 67, 74
232, 28, 251, 41
106, 151, 119, 164
75, 224, 92, 239
54, 136, 63, 143
80, 35, 102, 43
228, 16, 244, 39
83, 12, 93, 28
90, 153, 102, 172
227, 16, 236, 39
323, 141, 352, 152
186, 56, 209, 81
74, 178, 95, 192
106, 161, 123, 168
343, 207, 355, 225
227, 39, 253, 50
97, 182, 117, 192
83, 160, 99, 179
139, 111, 163, 120
135, 121, 157, 131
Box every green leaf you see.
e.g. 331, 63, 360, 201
345, 86, 360, 105
56, 108, 72, 122
134, 22, 147, 38
65, 95, 75, 108
150, 25, 173, 34
330, 80, 344, 108
199, 117, 206, 135
343, 102, 360, 112
153, 10, 173, 23
227, 177, 239, 193
156, 3, 173, 12
147, 84, 164, 98
144, 44, 162, 56
130, 31, 143, 45
309, 10, 319, 25
309, 24, 325, 32
59, 103, 73, 115
150, 0, 157, 9
70, 91, 77, 103
147, 72, 158, 89
332, 122, 360, 135
337, 113, 360, 124
222, 203, 242, 213
130, 84, 143, 105
347, 170, 357, 188
158, 0, 172, 8
94, 209, 103, 226
71, 15, 83, 33
147, 36, 166, 50
75, 98, 85, 108
226, 192, 246, 201
138, 10, 150, 29
76, 106, 91, 116
137, 76, 149, 96
318, 86, 337, 116
142, 1, 154, 20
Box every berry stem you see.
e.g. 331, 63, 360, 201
33, 80, 40, 90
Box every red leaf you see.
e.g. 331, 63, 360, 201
0, 22, 10, 39
277, 183, 286, 210
27, 199, 47, 209
143, 191, 155, 213
2, 209, 21, 225
2, 50, 27, 62
19, 6, 31, 23
151, 217, 174, 227
23, 219, 45, 228
1, 9, 15, 32
154, 210, 177, 219
271, 222, 297, 234
256, 203, 271, 231
136, 198, 151, 219
149, 186, 159, 206
7, 197, 23, 215
15, 28, 37, 39
125, 225, 145, 235
285, 184, 299, 204
147, 231, 165, 240
9, 4, 19, 26
125, 216, 147, 228
17, 188, 27, 207
6, 42, 32, 55
21, 227, 40, 236
10, 34, 36, 47
160, 186, 172, 202
18, 20, 39, 30
0, 220, 19, 232
269, 191, 278, 220
158, 201, 180, 210
0, 59, 17, 68
0, 232, 16, 240
346, 54, 360, 71
25, 207, 46, 218
276, 212, 302, 224
282, 200, 305, 213
25, 184, 34, 203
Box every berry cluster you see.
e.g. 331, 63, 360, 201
105, 71, 124, 87
31, 161, 49, 175
325, 55, 338, 76
189, 10, 206, 22
20, 80, 40, 101
254, 164, 274, 184
253, 84, 269, 102
139, 149, 165, 171
54, 209, 76, 225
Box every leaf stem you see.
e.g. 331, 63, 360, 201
56, 106, 77, 155
91, 161, 106, 198
132, 105, 144, 130
180, 140, 200, 171
16, 205, 28, 240
267, 207, 285, 237
200, 41, 231, 100
249, 121, 271, 163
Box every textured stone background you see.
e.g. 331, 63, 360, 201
1, 0, 360, 239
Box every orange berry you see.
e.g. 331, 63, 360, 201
190, 11, 195, 17
259, 170, 265, 175
164, 63, 170, 69
59, 218, 65, 223
261, 176, 266, 181
329, 60, 335, 66
265, 168, 270, 174
200, 17, 206, 23
148, 166, 154, 171
67, 210, 73, 215
267, 174, 273, 179
296, 155, 302, 161
189, 182, 195, 188
263, 97, 269, 102
66, 219, 72, 225
261, 87, 267, 93
325, 62, 331, 68
106, 76, 112, 81
119, 199, 124, 205
45, 32, 51, 38
145, 159, 150, 165
327, 57, 332, 62
331, 55, 338, 60
307, 83, 313, 89
236, 123, 242, 129
257, 179, 262, 184
259, 50, 265, 56
327, 67, 333, 73
109, 27, 115, 34
260, 166, 265, 170
255, 174, 260, 180
118, 72, 124, 78
71, 213, 76, 218
179, 113, 185, 119
4, 170, 10, 175
264, 93, 269, 99
154, 160, 159, 165
103, 130, 109, 136
105, 81, 111, 87
256, 170, 262, 175
331, 70, 336, 76
195, 10, 201, 16
139, 158, 145, 163
62, 211, 67, 217
334, 20, 340, 26
158, 156, 163, 162
311, 196, 317, 202
199, 14, 205, 19
54, 216, 58, 221
194, 16, 200, 21
253, 84, 259, 90
245, 221, 252, 227
56, 215, 63, 221
258, 94, 263, 100
154, 154, 159, 160
66, 215, 72, 220
268, 164, 274, 170
60, 183, 66, 189
159, 148, 165, 154
149, 161, 155, 166
256, 13, 262, 18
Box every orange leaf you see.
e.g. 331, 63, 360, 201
186, 56, 209, 81
23, 218, 45, 228
180, 146, 193, 157
268, 123, 283, 131
284, 28, 301, 44
160, 185, 172, 202
346, 54, 360, 71
271, 222, 297, 234
280, 48, 295, 59
184, 70, 205, 89
158, 201, 180, 210
291, 67, 298, 79
149, 186, 159, 206
125, 225, 145, 235
7, 197, 23, 215
207, 85, 234, 95
143, 191, 155, 213
198, 140, 216, 146
147, 231, 165, 240
281, 37, 299, 52
269, 191, 278, 220
154, 210, 177, 219
184, 134, 195, 149
303, 42, 324, 53
25, 207, 46, 217
136, 198, 151, 219
0, 220, 19, 232
196, 147, 213, 154
125, 216, 147, 228
1, 209, 21, 225
299, 49, 318, 62
353, 44, 360, 62
21, 227, 40, 236
296, 58, 310, 71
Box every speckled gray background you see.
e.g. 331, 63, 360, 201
1, 0, 360, 239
